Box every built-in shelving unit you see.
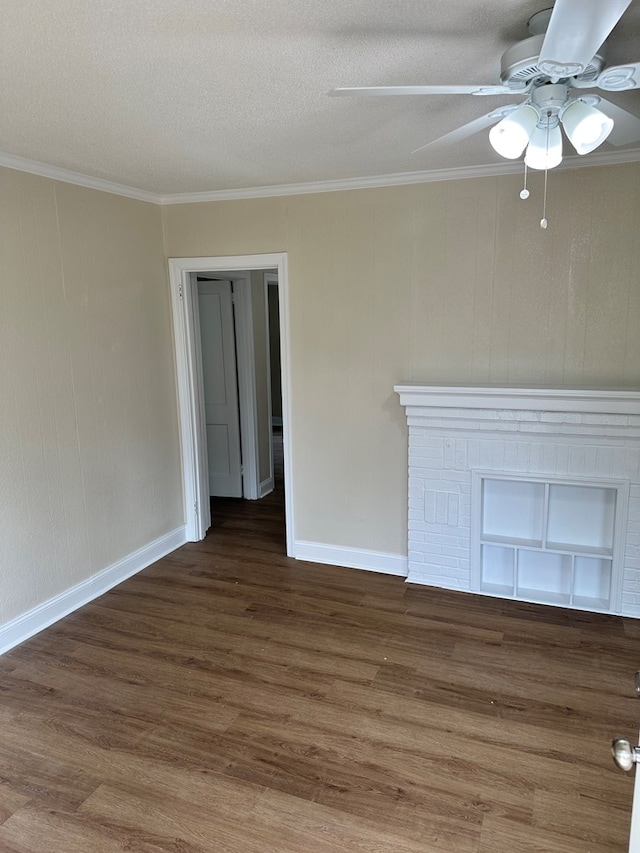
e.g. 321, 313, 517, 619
472, 473, 628, 613
396, 384, 640, 617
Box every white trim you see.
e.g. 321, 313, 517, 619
0, 527, 186, 656
168, 254, 295, 555
260, 476, 275, 498
0, 151, 158, 203
294, 541, 408, 577
190, 275, 213, 530
395, 383, 640, 414
157, 148, 640, 203
169, 269, 210, 540
264, 272, 278, 492
629, 740, 640, 852
3, 147, 640, 206
158, 167, 514, 204
230, 275, 260, 500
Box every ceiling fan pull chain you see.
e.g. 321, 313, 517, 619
520, 163, 530, 199
540, 120, 550, 229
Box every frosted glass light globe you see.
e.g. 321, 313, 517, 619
489, 105, 538, 159
561, 100, 614, 154
524, 124, 563, 170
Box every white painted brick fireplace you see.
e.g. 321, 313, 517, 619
395, 385, 640, 617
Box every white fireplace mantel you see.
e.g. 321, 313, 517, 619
395, 384, 640, 414
395, 383, 640, 617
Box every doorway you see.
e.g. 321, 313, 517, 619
168, 254, 294, 556
197, 269, 278, 502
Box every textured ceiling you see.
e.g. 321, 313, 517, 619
2, 0, 640, 195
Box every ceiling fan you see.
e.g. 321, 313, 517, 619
330, 0, 640, 171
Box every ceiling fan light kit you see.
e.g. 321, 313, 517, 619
488, 82, 614, 168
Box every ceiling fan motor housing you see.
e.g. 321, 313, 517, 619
500, 35, 605, 87
530, 82, 568, 126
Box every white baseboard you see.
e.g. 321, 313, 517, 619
260, 476, 274, 498
0, 526, 187, 655
293, 541, 408, 577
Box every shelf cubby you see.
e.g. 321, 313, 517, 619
480, 544, 514, 596
517, 551, 572, 603
482, 479, 544, 543
474, 473, 626, 614
547, 484, 615, 552
573, 556, 612, 605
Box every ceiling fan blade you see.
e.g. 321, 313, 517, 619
329, 85, 520, 97
412, 106, 518, 154
538, 0, 632, 78
596, 62, 640, 92
596, 97, 640, 145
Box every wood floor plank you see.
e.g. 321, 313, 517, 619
57, 602, 383, 685
0, 707, 267, 816
250, 787, 444, 853
403, 589, 585, 646
8, 654, 241, 735
532, 789, 630, 850
0, 784, 32, 827
78, 781, 359, 853
0, 740, 101, 812
0, 439, 635, 851
0, 805, 171, 853
451, 637, 639, 694
479, 814, 593, 853
223, 709, 534, 824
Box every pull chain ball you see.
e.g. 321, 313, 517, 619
520, 161, 529, 200
540, 218, 548, 229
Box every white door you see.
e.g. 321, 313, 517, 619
630, 755, 640, 852
198, 280, 243, 497
611, 672, 640, 851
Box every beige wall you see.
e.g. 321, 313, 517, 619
163, 163, 640, 556
0, 168, 183, 625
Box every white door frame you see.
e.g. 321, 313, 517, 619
262, 271, 279, 496
630, 748, 640, 852
168, 253, 294, 554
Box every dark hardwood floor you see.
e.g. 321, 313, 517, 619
0, 435, 638, 851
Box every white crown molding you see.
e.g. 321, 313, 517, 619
156, 148, 640, 204
0, 152, 159, 204
2, 147, 640, 206
157, 163, 521, 203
